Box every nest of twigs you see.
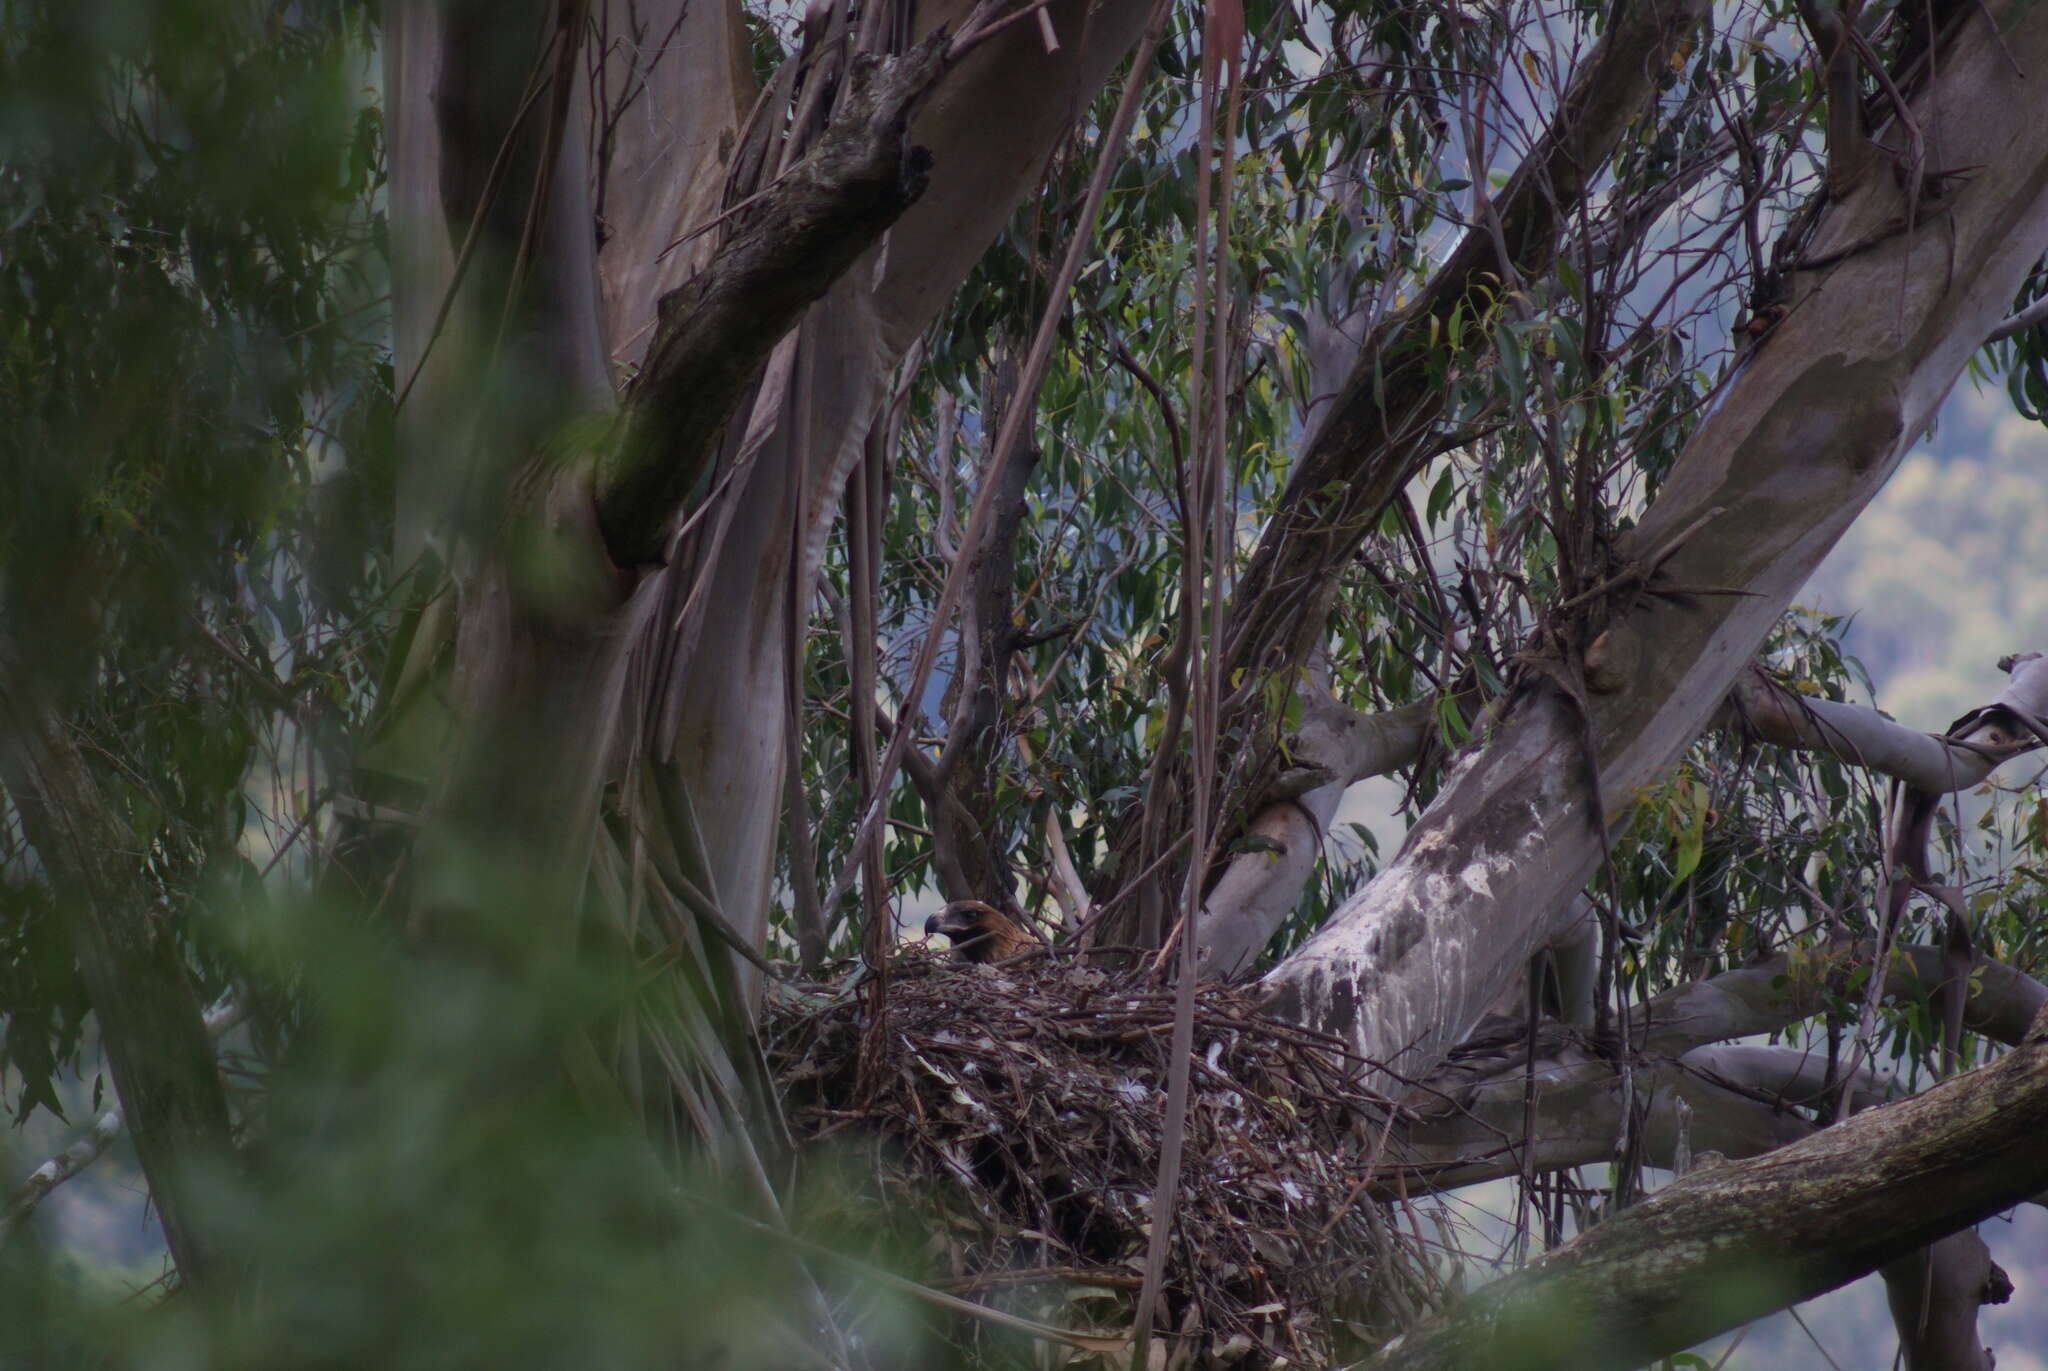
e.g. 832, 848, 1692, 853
764, 950, 1430, 1368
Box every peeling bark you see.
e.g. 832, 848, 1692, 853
600, 39, 953, 567
623, 0, 1154, 959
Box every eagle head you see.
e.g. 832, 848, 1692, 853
922, 900, 1031, 964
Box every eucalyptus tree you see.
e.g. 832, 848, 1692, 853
8, 0, 2048, 1368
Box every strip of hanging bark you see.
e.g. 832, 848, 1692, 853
1353, 1004, 2048, 1371
598, 34, 960, 567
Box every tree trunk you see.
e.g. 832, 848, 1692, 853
1265, 0, 2048, 1093
615, 0, 1154, 956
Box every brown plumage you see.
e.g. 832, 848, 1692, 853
923, 900, 1032, 964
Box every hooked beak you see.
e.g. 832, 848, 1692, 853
923, 914, 943, 937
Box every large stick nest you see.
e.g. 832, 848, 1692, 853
764, 952, 1437, 1367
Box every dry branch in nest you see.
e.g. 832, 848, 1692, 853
764, 952, 1441, 1367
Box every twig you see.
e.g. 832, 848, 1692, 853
0, 997, 244, 1246
1986, 293, 2048, 343
815, 0, 1172, 922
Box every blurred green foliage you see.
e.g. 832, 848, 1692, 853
0, 0, 388, 1130
0, 1, 2045, 1368
3, 885, 932, 1369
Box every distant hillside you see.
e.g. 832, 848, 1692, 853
1803, 376, 2048, 726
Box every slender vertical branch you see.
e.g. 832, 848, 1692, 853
816, 4, 1172, 922
0, 665, 232, 1285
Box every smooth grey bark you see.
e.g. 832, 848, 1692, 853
1679, 1042, 1896, 1109
1387, 1039, 1816, 1196
1354, 1006, 2048, 1371
1196, 692, 1431, 978
1634, 940, 2048, 1058
1726, 657, 2045, 794
590, 0, 754, 371
1263, 0, 2048, 1094
395, 0, 633, 920
384, 3, 467, 569
1882, 1229, 2011, 1371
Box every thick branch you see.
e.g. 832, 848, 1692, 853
1355, 1006, 2048, 1371
1201, 646, 2036, 979
1388, 1042, 1815, 1195
1728, 664, 2042, 793
599, 41, 956, 566
1223, 0, 1710, 692
1196, 692, 1432, 978
1635, 941, 2048, 1058
1385, 941, 2048, 1193
1679, 1042, 1894, 1109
